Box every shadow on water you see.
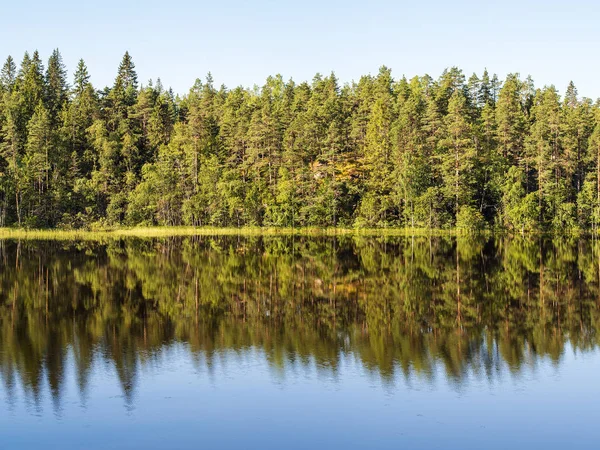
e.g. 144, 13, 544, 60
1, 234, 599, 413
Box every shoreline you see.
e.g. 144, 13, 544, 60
0, 226, 468, 240
0, 226, 587, 240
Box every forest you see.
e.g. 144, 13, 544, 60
1, 50, 600, 231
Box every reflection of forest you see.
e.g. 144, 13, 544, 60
1, 236, 599, 409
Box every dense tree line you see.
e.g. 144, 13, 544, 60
2, 50, 600, 231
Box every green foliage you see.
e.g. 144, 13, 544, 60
0, 50, 598, 232
501, 166, 540, 232
456, 205, 486, 231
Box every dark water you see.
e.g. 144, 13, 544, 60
1, 235, 599, 449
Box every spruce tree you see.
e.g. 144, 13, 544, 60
45, 49, 68, 124
0, 56, 16, 92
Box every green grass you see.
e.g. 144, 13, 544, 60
0, 226, 479, 240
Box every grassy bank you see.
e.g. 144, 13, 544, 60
0, 226, 481, 240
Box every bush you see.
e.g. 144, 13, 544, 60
456, 205, 486, 232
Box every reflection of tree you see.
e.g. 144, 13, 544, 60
0, 235, 599, 411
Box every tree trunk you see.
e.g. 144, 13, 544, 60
455, 144, 459, 218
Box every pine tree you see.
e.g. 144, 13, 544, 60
439, 90, 478, 225
587, 106, 600, 231
115, 51, 138, 106
21, 51, 45, 121
45, 49, 68, 124
359, 66, 395, 225
23, 102, 51, 224
479, 69, 493, 106
58, 59, 99, 224
0, 90, 22, 224
392, 76, 427, 227
526, 86, 566, 229
73, 59, 90, 94
0, 56, 16, 92
496, 74, 527, 166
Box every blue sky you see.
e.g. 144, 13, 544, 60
1, 0, 599, 98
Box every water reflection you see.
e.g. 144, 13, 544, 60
1, 235, 599, 414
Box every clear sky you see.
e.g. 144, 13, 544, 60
1, 0, 598, 98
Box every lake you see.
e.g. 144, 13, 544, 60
1, 235, 599, 449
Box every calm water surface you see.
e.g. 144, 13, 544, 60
1, 235, 599, 449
